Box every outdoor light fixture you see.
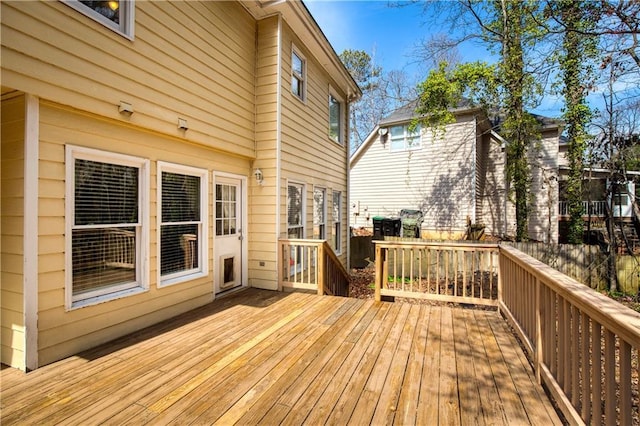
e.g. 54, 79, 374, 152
254, 168, 264, 185
178, 118, 188, 130
378, 127, 388, 145
118, 101, 133, 116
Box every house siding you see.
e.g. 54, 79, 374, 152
527, 128, 559, 242
279, 23, 349, 261
252, 16, 280, 290
36, 102, 252, 366
351, 114, 477, 239
478, 134, 509, 238
1, 1, 357, 370
1, 1, 256, 157
1, 94, 26, 370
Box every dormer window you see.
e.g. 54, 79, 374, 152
64, 0, 134, 38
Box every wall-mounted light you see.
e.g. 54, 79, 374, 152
254, 168, 264, 185
378, 127, 388, 146
118, 101, 133, 116
178, 118, 188, 130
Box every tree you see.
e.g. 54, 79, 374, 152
552, 0, 598, 244
339, 49, 384, 153
413, 0, 544, 241
340, 49, 417, 153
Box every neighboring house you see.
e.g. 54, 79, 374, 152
350, 102, 561, 242
1, 0, 359, 371
557, 139, 639, 245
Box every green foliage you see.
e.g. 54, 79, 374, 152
339, 49, 381, 91
554, 0, 598, 244
414, 61, 497, 136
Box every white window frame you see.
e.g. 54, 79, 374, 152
63, 0, 135, 39
333, 190, 342, 254
389, 124, 422, 152
313, 186, 327, 240
287, 181, 306, 239
328, 87, 344, 145
157, 162, 208, 287
291, 44, 306, 102
65, 145, 149, 310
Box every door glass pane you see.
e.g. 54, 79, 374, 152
216, 183, 238, 236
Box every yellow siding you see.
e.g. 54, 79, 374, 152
1, 1, 256, 158
36, 103, 251, 366
1, 94, 25, 370
251, 16, 280, 290
279, 23, 349, 264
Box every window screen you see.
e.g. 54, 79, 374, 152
72, 158, 140, 297
288, 183, 304, 238
313, 188, 326, 240
160, 171, 201, 277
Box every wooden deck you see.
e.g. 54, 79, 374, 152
0, 289, 561, 425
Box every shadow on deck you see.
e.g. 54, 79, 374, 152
1, 288, 561, 425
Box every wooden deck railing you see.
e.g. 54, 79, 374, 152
373, 241, 500, 306
278, 239, 349, 296
500, 244, 640, 425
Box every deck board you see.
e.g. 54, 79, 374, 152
0, 289, 561, 425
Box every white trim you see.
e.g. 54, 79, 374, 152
332, 190, 343, 255
213, 171, 249, 290
328, 85, 345, 145
62, 0, 135, 39
389, 124, 422, 152
157, 162, 209, 288
286, 180, 306, 239
24, 94, 39, 371
291, 43, 307, 103
65, 145, 149, 310
313, 186, 327, 240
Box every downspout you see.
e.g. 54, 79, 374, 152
275, 14, 283, 290
346, 99, 351, 271
24, 94, 39, 371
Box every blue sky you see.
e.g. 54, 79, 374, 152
305, 0, 566, 117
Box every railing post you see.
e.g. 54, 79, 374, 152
535, 276, 542, 384
277, 240, 283, 291
317, 243, 325, 296
374, 243, 383, 302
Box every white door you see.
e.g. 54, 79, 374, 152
214, 176, 245, 293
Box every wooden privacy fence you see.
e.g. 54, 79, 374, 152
500, 244, 640, 425
278, 239, 349, 297
374, 241, 500, 306
509, 241, 640, 294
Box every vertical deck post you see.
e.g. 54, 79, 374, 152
317, 243, 325, 296
375, 243, 383, 302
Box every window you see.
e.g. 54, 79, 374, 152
158, 162, 208, 286
64, 0, 134, 38
291, 46, 306, 101
333, 191, 342, 253
329, 95, 342, 143
390, 125, 421, 152
287, 183, 305, 238
313, 187, 326, 240
66, 146, 148, 308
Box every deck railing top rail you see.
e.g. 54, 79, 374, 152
500, 244, 640, 347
